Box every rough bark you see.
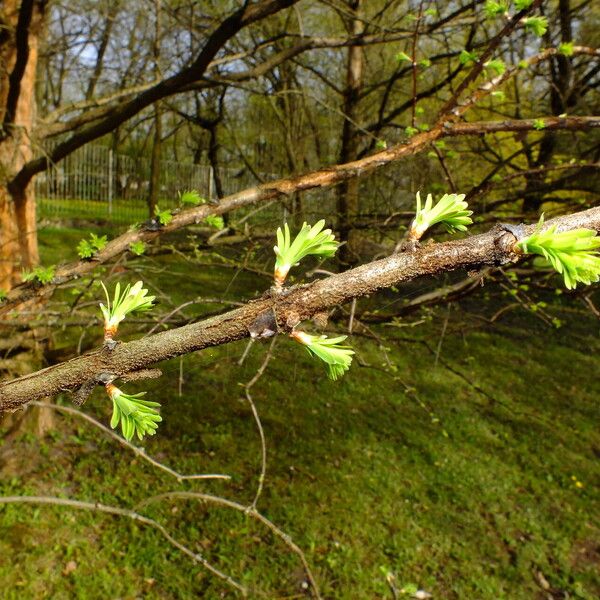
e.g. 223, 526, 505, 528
0, 0, 45, 290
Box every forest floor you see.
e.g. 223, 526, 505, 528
0, 224, 598, 599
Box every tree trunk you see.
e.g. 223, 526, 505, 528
0, 0, 45, 290
336, 0, 364, 265
147, 105, 162, 218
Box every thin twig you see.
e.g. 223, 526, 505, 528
139, 491, 322, 600
0, 495, 247, 595
29, 401, 230, 482
242, 337, 277, 509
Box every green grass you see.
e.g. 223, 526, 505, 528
38, 197, 170, 226
0, 227, 598, 599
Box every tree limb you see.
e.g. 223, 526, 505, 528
1, 205, 599, 410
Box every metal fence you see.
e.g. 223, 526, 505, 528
36, 143, 422, 229
35, 143, 278, 225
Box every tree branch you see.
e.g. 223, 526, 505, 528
1, 205, 599, 410
1, 115, 598, 312
10, 0, 300, 189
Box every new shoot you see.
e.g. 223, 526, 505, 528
100, 280, 155, 343
106, 383, 162, 441
291, 330, 354, 380
515, 216, 600, 289
409, 192, 473, 241
273, 220, 338, 286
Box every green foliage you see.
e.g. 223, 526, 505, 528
523, 16, 548, 37
396, 51, 412, 63
558, 41, 574, 56
375, 139, 387, 150
107, 384, 162, 441
418, 58, 431, 69
291, 331, 354, 380
204, 215, 225, 230
273, 220, 338, 285
128, 240, 147, 256
484, 1, 507, 18
516, 216, 600, 289
514, 0, 533, 9
0, 289, 6, 301
99, 280, 155, 337
22, 265, 56, 284
178, 190, 206, 206
77, 233, 108, 259
459, 49, 478, 65
532, 118, 546, 130
154, 206, 173, 226
410, 192, 473, 239
404, 126, 418, 137
484, 59, 506, 76
518, 59, 529, 69
491, 90, 505, 100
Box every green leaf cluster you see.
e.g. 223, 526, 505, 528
516, 217, 600, 289
179, 190, 206, 206
77, 233, 108, 259
411, 192, 473, 239
484, 59, 506, 76
292, 331, 354, 380
108, 385, 162, 441
558, 42, 574, 56
484, 1, 507, 18
154, 206, 173, 226
129, 240, 147, 256
523, 16, 548, 37
204, 214, 225, 230
22, 265, 56, 284
274, 220, 338, 285
514, 0, 533, 9
532, 119, 546, 130
100, 280, 155, 335
459, 50, 478, 65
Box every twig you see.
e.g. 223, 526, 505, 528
29, 401, 231, 482
0, 495, 247, 595
139, 491, 322, 599
242, 337, 277, 509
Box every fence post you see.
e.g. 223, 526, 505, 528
208, 165, 214, 202
108, 149, 113, 216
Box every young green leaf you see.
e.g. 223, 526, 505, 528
129, 240, 147, 256
204, 214, 225, 230
523, 16, 548, 37
106, 383, 162, 441
179, 190, 206, 206
273, 220, 338, 286
77, 233, 108, 259
515, 216, 600, 289
0, 289, 6, 301
396, 51, 412, 63
484, 59, 506, 76
154, 206, 173, 226
484, 1, 507, 18
22, 265, 56, 284
409, 192, 473, 240
459, 50, 478, 65
558, 42, 574, 56
291, 330, 354, 380
514, 0, 533, 9
532, 119, 546, 130
99, 280, 155, 341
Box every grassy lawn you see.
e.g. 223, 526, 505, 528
0, 226, 598, 599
